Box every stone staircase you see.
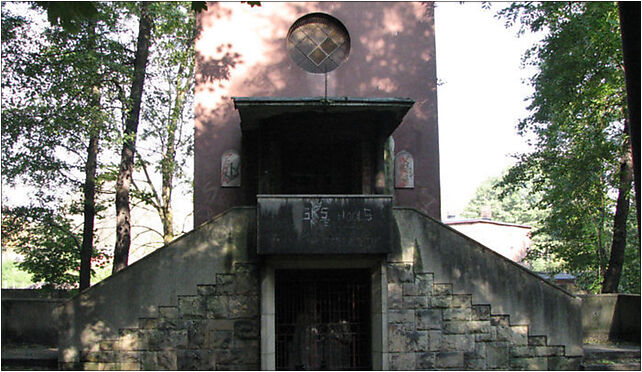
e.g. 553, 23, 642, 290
581, 344, 641, 370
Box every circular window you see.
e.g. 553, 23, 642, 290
286, 13, 350, 74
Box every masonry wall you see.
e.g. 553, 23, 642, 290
194, 2, 441, 225
57, 208, 258, 369
392, 208, 584, 357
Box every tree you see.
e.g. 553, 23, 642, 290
2, 2, 131, 289
461, 173, 544, 225
497, 2, 638, 293
132, 2, 195, 246
113, 1, 154, 274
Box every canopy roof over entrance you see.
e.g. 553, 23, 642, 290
232, 96, 414, 137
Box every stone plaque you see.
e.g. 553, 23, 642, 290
257, 195, 392, 255
395, 151, 414, 189
221, 149, 241, 187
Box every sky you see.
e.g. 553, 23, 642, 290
434, 2, 543, 219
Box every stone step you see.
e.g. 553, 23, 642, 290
177, 295, 206, 319
196, 284, 217, 296
528, 335, 548, 346
433, 283, 453, 296
583, 344, 641, 363
471, 304, 491, 320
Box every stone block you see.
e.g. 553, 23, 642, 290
82, 351, 115, 363
414, 330, 429, 352
547, 356, 581, 370
403, 295, 428, 309
234, 319, 259, 339
435, 351, 464, 369
216, 274, 236, 294
486, 342, 509, 369
115, 329, 141, 351
416, 352, 435, 369
117, 362, 139, 370
415, 273, 434, 296
117, 351, 140, 364
403, 283, 418, 296
216, 348, 259, 366
211, 319, 235, 331
228, 295, 259, 318
388, 352, 416, 370
510, 325, 529, 345
441, 334, 474, 352
416, 309, 442, 330
183, 320, 207, 349
387, 264, 414, 283
443, 308, 471, 321
388, 310, 415, 324
451, 294, 472, 308
233, 262, 257, 274
99, 340, 115, 351
171, 329, 188, 349
139, 317, 158, 329
464, 356, 486, 370
197, 284, 217, 297
474, 331, 496, 342
210, 330, 233, 349
490, 314, 510, 327
472, 304, 491, 320
158, 306, 178, 319
178, 296, 206, 319
178, 350, 216, 370
428, 330, 442, 351
207, 295, 229, 318
528, 335, 547, 346
509, 357, 547, 370
233, 338, 259, 350
443, 320, 469, 334
388, 324, 411, 352
430, 295, 451, 308
470, 320, 492, 334
140, 352, 157, 370
388, 283, 403, 310
433, 283, 452, 296
234, 272, 259, 295
510, 345, 534, 358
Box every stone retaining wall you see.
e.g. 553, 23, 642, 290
76, 263, 261, 370
385, 262, 581, 370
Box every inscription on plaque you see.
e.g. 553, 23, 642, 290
258, 196, 392, 255
395, 150, 414, 189
221, 149, 241, 187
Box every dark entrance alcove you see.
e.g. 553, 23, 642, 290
275, 269, 371, 370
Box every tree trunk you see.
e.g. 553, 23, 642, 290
80, 131, 99, 290
113, 2, 153, 274
80, 20, 100, 291
602, 121, 634, 293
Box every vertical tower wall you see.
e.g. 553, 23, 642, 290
194, 2, 440, 225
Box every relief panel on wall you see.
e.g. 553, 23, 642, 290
395, 151, 414, 189
221, 149, 241, 187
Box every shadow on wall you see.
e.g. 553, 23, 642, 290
581, 294, 641, 344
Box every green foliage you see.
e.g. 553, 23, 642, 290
496, 2, 639, 293
1, 206, 107, 289
461, 173, 543, 225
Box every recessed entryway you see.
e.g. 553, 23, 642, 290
275, 269, 371, 370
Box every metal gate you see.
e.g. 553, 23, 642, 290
275, 269, 371, 370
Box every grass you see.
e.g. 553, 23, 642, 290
1, 259, 35, 288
